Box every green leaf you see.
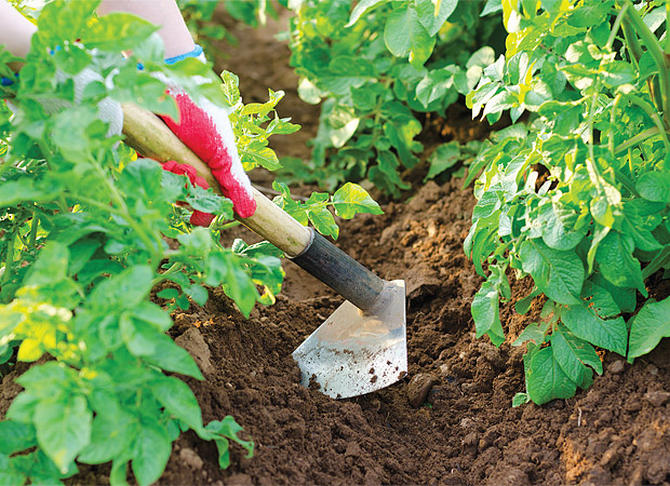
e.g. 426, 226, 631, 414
78, 396, 135, 465
33, 395, 92, 473
25, 241, 69, 287
206, 252, 258, 318
307, 204, 339, 240
515, 286, 541, 315
595, 232, 645, 293
424, 142, 461, 181
346, 0, 388, 27
471, 268, 506, 346
0, 420, 37, 454
636, 171, 670, 203
525, 346, 576, 405
0, 179, 60, 206
384, 6, 435, 67
0, 454, 25, 486
82, 13, 158, 51
512, 392, 530, 407
415, 0, 458, 36
88, 265, 153, 311
219, 70, 241, 106
518, 239, 584, 305
120, 317, 203, 379
562, 303, 627, 356
551, 326, 595, 386
628, 296, 670, 359
512, 321, 550, 347
131, 421, 171, 486
150, 376, 203, 432
202, 416, 253, 469
332, 182, 383, 219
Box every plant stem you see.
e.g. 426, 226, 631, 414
1, 232, 15, 289
28, 209, 38, 248
213, 220, 241, 231
642, 246, 670, 279
627, 93, 670, 154
622, 0, 670, 126
614, 126, 660, 154
152, 262, 183, 285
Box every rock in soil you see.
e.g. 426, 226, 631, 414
608, 359, 625, 374
643, 390, 670, 407
406, 373, 440, 408
179, 448, 204, 470
175, 327, 214, 376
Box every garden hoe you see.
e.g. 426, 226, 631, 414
122, 103, 407, 399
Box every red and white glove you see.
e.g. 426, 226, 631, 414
157, 45, 256, 224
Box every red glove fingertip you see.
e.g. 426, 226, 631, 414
190, 210, 215, 227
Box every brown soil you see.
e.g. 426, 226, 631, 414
2, 8, 670, 486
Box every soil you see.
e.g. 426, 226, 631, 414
2, 8, 670, 486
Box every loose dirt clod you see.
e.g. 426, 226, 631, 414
643, 390, 670, 407
175, 327, 214, 376
608, 360, 625, 374
406, 373, 440, 408
179, 448, 204, 470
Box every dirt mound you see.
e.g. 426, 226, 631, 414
157, 179, 670, 486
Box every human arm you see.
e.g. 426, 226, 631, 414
0, 0, 36, 58
97, 0, 194, 59
98, 0, 256, 219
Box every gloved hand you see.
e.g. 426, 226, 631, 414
156, 45, 257, 223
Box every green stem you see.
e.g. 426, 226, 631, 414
212, 220, 240, 231
642, 246, 670, 279
614, 126, 660, 154
152, 262, 183, 285
1, 232, 15, 289
95, 165, 163, 268
28, 209, 38, 248
607, 2, 629, 50
621, 16, 643, 65
627, 93, 670, 154
609, 94, 623, 157
622, 0, 670, 126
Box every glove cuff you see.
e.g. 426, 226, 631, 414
164, 44, 205, 65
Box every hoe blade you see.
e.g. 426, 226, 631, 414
292, 280, 406, 399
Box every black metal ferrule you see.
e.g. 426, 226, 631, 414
290, 229, 385, 311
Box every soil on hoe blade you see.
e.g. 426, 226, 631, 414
1, 11, 670, 486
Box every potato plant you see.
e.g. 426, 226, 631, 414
281, 0, 504, 195
0, 1, 380, 484
464, 0, 670, 405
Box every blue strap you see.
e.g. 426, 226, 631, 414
164, 44, 203, 65
1, 73, 19, 87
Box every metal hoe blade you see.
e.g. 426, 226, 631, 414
292, 280, 406, 399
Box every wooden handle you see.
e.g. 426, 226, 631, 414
120, 103, 312, 257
